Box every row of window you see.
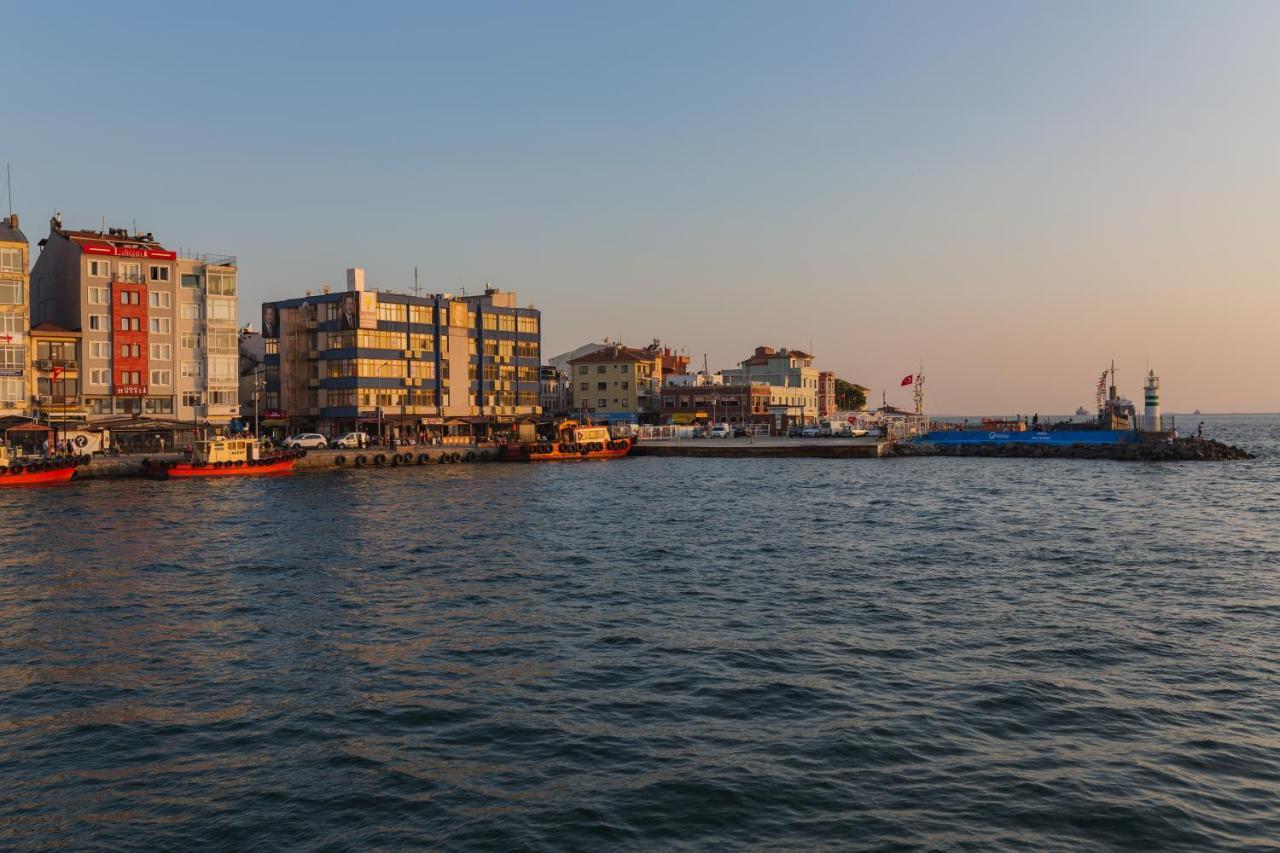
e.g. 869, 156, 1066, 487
324, 389, 443, 409
323, 358, 440, 380
583, 381, 631, 391
88, 287, 179, 309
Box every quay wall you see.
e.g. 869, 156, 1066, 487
73, 445, 500, 479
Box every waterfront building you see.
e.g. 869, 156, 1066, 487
29, 215, 240, 426
658, 382, 773, 427
0, 215, 30, 419
818, 370, 836, 418
29, 322, 85, 428
238, 326, 265, 427
665, 370, 726, 388
539, 365, 568, 416
721, 346, 820, 423
261, 269, 541, 439
566, 343, 668, 423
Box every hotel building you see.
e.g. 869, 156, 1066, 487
261, 269, 541, 436
0, 215, 28, 417
29, 215, 240, 426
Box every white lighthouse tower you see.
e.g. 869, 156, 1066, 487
1144, 369, 1161, 432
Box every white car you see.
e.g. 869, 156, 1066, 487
286, 433, 328, 449
709, 423, 732, 439
801, 425, 821, 437
331, 432, 367, 449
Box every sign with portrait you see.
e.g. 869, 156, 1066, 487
261, 304, 279, 338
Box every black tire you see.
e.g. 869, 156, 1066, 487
297, 449, 307, 459
449, 452, 461, 463
356, 455, 367, 466
390, 454, 401, 466
334, 455, 346, 466
417, 453, 429, 464
464, 451, 476, 462
438, 454, 450, 464
373, 454, 386, 465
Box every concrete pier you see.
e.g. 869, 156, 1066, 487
632, 436, 894, 458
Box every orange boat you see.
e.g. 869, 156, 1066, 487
144, 436, 299, 479
0, 446, 82, 486
504, 420, 634, 462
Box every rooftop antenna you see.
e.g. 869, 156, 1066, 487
412, 266, 421, 298
4, 163, 11, 216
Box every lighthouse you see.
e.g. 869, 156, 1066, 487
1144, 369, 1161, 432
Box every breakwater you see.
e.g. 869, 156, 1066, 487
896, 436, 1254, 461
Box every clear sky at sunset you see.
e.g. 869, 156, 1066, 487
6, 1, 1278, 412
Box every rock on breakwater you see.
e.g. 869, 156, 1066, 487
894, 436, 1255, 461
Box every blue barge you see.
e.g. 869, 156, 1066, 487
918, 429, 1140, 446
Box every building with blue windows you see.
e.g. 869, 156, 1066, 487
261, 268, 541, 440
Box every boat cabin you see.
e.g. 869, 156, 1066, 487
0, 446, 11, 468
191, 437, 261, 465
569, 425, 611, 445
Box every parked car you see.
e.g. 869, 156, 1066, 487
801, 425, 821, 438
332, 432, 367, 449
787, 425, 805, 437
286, 433, 328, 449
691, 426, 707, 439
709, 423, 732, 439
733, 426, 750, 437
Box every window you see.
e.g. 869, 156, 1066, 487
181, 333, 202, 350
206, 299, 234, 321
119, 262, 142, 282
181, 273, 200, 288
120, 290, 140, 305
208, 356, 236, 382
150, 343, 172, 361
499, 314, 516, 332
149, 265, 170, 282
143, 397, 174, 414
517, 315, 538, 334
580, 382, 588, 390
578, 365, 588, 375
149, 291, 171, 308
149, 369, 172, 387
208, 389, 236, 405
597, 382, 607, 391
88, 259, 110, 278
377, 301, 405, 323
89, 368, 109, 386
409, 304, 434, 324
0, 248, 23, 272
88, 286, 109, 305
207, 271, 236, 296
0, 345, 22, 369
149, 317, 171, 334
120, 344, 130, 358
89, 341, 110, 359
181, 362, 202, 378
207, 331, 236, 351
597, 399, 607, 407
180, 303, 201, 320
182, 391, 202, 407
120, 317, 130, 332
0, 281, 24, 304
88, 314, 106, 331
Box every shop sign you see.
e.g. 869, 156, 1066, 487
263, 408, 287, 419
114, 384, 148, 396
0, 368, 22, 377
81, 242, 177, 261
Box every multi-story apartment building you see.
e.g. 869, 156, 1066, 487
261, 269, 540, 437
0, 215, 29, 417
29, 322, 84, 427
566, 343, 667, 423
539, 365, 568, 416
658, 382, 773, 428
721, 346, 820, 423
29, 215, 240, 426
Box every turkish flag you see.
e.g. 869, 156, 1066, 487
51, 367, 65, 381
900, 374, 914, 387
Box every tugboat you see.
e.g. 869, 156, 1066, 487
504, 419, 634, 462
144, 435, 299, 479
0, 445, 83, 486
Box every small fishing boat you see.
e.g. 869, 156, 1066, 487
0, 445, 82, 486
144, 436, 299, 479
503, 420, 634, 462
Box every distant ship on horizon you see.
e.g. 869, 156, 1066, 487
1075, 406, 1089, 417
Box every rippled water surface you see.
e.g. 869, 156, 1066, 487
2, 415, 1278, 850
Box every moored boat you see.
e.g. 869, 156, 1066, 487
503, 420, 634, 462
144, 436, 299, 479
0, 446, 83, 486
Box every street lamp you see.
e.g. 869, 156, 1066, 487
252, 366, 264, 437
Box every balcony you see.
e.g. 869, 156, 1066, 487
34, 358, 78, 371
115, 273, 145, 284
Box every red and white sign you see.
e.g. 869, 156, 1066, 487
114, 384, 148, 396
80, 241, 177, 261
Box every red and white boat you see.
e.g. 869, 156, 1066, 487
144, 436, 299, 479
0, 447, 82, 486
503, 420, 634, 462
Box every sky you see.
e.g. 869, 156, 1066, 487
6, 0, 1278, 413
